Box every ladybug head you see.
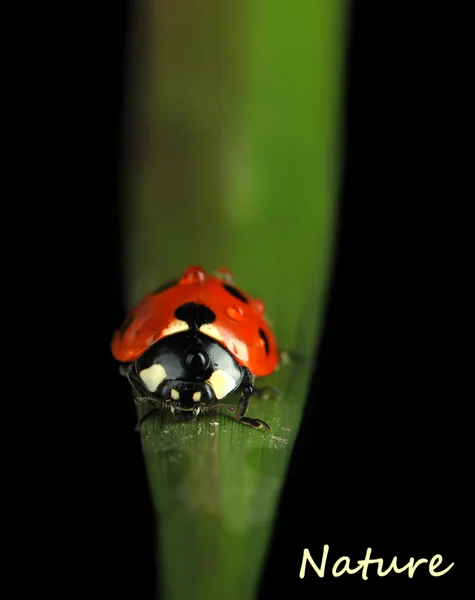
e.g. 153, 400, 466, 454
155, 379, 216, 420
133, 332, 244, 420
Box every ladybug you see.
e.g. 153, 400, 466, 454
111, 265, 283, 430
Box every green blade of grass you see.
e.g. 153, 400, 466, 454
120, 1, 348, 599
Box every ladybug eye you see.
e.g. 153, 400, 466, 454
182, 348, 210, 374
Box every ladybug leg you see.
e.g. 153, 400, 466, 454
119, 364, 168, 431
275, 349, 306, 370
119, 363, 144, 397
279, 351, 291, 366
234, 369, 271, 430
119, 364, 130, 377
204, 402, 236, 414
253, 385, 281, 400
214, 267, 234, 283
133, 397, 169, 432
134, 408, 159, 431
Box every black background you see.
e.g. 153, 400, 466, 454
29, 1, 467, 597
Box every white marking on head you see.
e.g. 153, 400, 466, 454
193, 391, 201, 402
171, 389, 180, 400
161, 319, 189, 337
139, 364, 167, 392
207, 369, 237, 400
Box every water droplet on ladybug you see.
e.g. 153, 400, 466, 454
179, 265, 206, 285
253, 299, 265, 314
226, 305, 244, 321
215, 267, 234, 282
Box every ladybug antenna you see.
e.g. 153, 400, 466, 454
202, 403, 236, 414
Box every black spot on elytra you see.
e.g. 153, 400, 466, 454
175, 302, 216, 329
223, 283, 248, 303
259, 328, 270, 355
152, 278, 179, 295
119, 314, 134, 338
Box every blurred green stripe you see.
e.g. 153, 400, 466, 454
120, 1, 348, 598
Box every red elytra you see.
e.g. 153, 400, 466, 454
111, 265, 279, 377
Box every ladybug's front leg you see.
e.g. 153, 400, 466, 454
134, 407, 159, 431
119, 365, 168, 431
133, 397, 169, 432
253, 385, 281, 400
234, 369, 271, 430
276, 349, 305, 369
